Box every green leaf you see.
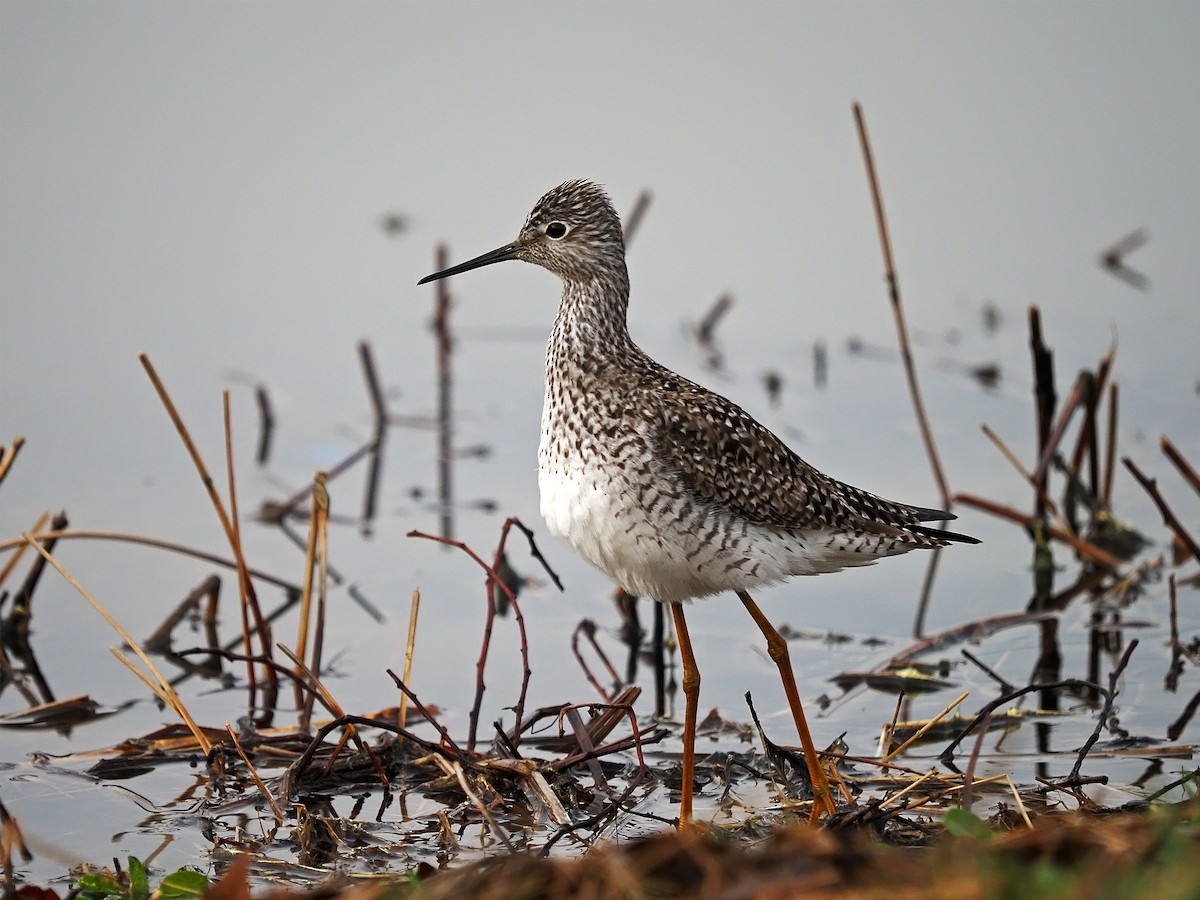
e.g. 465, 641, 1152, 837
76, 874, 127, 899
127, 857, 150, 900
156, 870, 210, 899
944, 806, 993, 840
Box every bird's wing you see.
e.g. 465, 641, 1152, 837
638, 367, 947, 536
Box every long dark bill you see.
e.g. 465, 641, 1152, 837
417, 243, 521, 285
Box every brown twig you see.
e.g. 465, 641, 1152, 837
940, 678, 1106, 761
386, 666, 468, 760
139, 355, 276, 698
399, 589, 421, 733
571, 619, 623, 702
1123, 457, 1200, 563
407, 529, 532, 751
1161, 435, 1200, 498
0, 436, 25, 487
1066, 639, 1138, 785
1101, 382, 1120, 505
953, 493, 1121, 569
853, 102, 949, 506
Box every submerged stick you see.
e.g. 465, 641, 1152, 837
853, 102, 949, 506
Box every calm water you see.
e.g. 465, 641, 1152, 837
2, 260, 1196, 881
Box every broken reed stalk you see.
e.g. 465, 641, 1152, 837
1123, 457, 1200, 562
881, 690, 969, 764
953, 493, 1121, 569
271, 440, 375, 520
276, 643, 389, 786
1029, 307, 1056, 521
23, 534, 213, 753
0, 511, 50, 589
1032, 373, 1088, 495
295, 472, 329, 726
223, 390, 262, 711
435, 756, 516, 851
407, 529, 532, 751
432, 244, 454, 541
622, 189, 652, 246
138, 354, 277, 687
304, 473, 330, 729
1161, 435, 1200, 497
225, 723, 285, 824
0, 529, 303, 593
0, 436, 25, 487
853, 102, 950, 507
1102, 382, 1120, 505
980, 423, 1074, 537
399, 589, 421, 733
1068, 343, 1116, 498
386, 666, 468, 759
940, 677, 1107, 760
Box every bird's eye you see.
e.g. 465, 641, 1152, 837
545, 221, 569, 239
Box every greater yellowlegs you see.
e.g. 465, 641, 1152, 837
418, 180, 978, 824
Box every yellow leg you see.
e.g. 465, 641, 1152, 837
737, 590, 837, 820
670, 602, 700, 826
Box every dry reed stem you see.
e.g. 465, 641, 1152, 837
23, 533, 213, 753
225, 724, 285, 823
1102, 382, 1120, 505
295, 473, 322, 711
1161, 435, 1200, 497
138, 354, 275, 678
0, 529, 302, 593
1031, 373, 1086, 487
275, 643, 389, 785
0, 436, 25, 487
1005, 774, 1035, 829
879, 691, 905, 760
981, 424, 1075, 538
878, 768, 940, 809
953, 493, 1122, 568
1123, 458, 1200, 562
0, 511, 49, 589
222, 389, 261, 707
433, 756, 516, 851
882, 690, 969, 764
307, 473, 330, 729
853, 102, 950, 506
399, 589, 421, 733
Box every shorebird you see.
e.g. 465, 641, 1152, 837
419, 180, 977, 824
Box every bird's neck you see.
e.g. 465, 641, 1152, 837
546, 269, 636, 374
